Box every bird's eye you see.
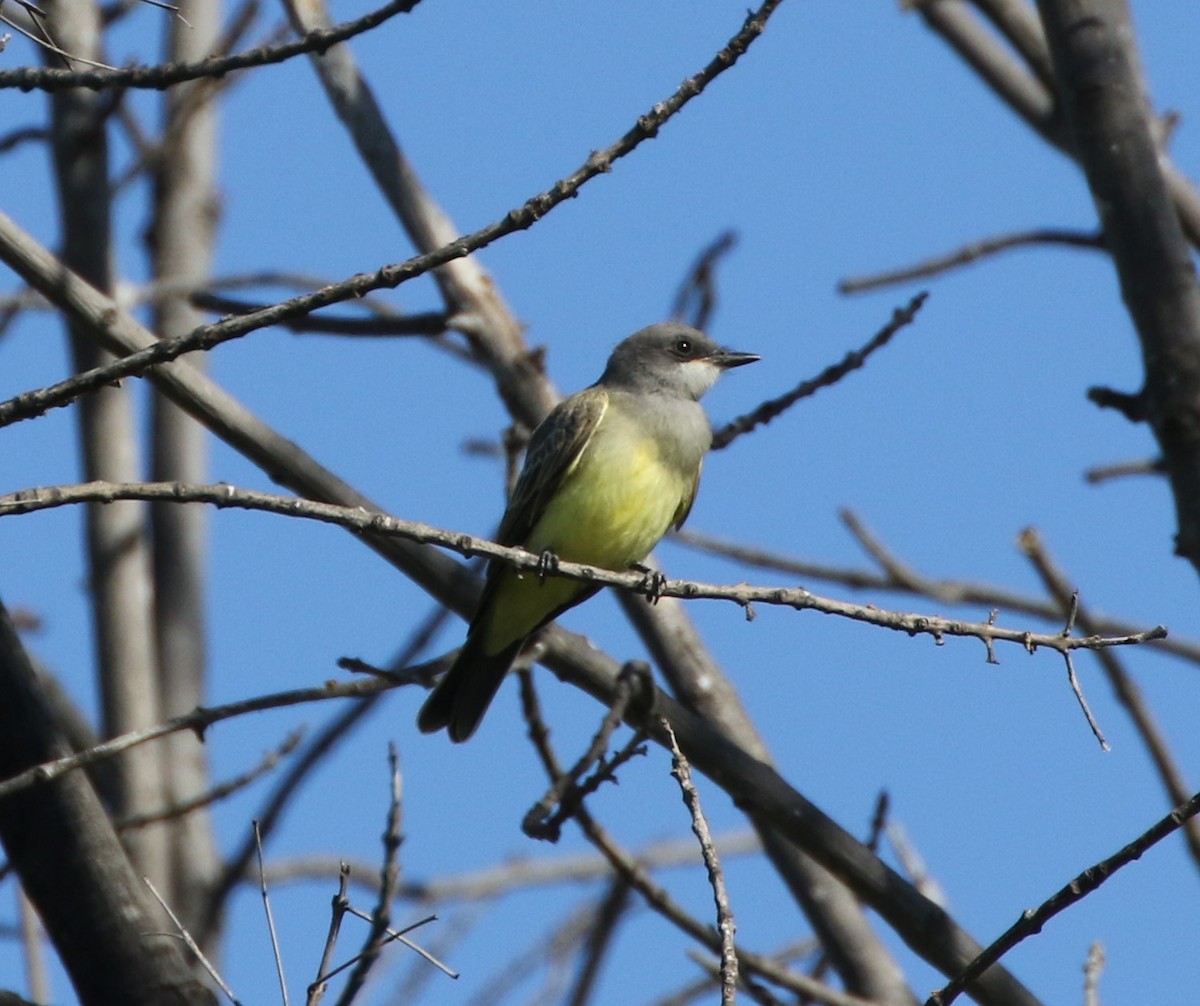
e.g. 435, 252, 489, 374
674, 338, 693, 357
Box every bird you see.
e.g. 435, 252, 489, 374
418, 322, 759, 741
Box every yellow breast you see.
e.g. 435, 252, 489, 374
527, 424, 690, 569
478, 411, 698, 653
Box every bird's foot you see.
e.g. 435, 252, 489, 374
536, 548, 560, 584
631, 562, 667, 604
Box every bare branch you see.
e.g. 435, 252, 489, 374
144, 877, 241, 1005
1018, 527, 1200, 869
0, 123, 47, 152
1083, 456, 1165, 483
0, 480, 1166, 660
332, 744, 405, 1006
0, 0, 785, 431
665, 721, 738, 1006
1036, 0, 1200, 576
712, 293, 927, 449
521, 677, 882, 1006
1082, 942, 1105, 1006
927, 788, 1200, 1006
910, 0, 1200, 244
117, 729, 304, 831
261, 832, 762, 903
1, 1, 119, 70
192, 294, 451, 337
306, 864, 350, 1006
839, 227, 1103, 294
674, 519, 1199, 665
0, 0, 420, 91
969, 0, 1055, 86
523, 664, 650, 842
254, 823, 290, 1006
671, 230, 738, 332
314, 912, 446, 989
0, 675, 391, 804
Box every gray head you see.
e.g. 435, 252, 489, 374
598, 323, 759, 400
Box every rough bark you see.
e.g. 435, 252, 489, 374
0, 599, 215, 1006
44, 0, 168, 883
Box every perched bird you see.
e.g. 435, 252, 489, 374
418, 322, 758, 741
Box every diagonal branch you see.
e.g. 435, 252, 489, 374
1, 610, 1043, 1005
0, 2, 785, 432
911, 0, 1200, 245
0, 0, 421, 92
928, 788, 1200, 1006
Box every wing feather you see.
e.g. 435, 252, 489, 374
496, 387, 609, 546
672, 461, 702, 530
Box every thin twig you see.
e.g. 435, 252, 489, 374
1083, 457, 1165, 483
255, 822, 290, 1006
523, 663, 650, 841
686, 952, 785, 1006
519, 676, 879, 1006
144, 877, 242, 1005
0, 0, 418, 91
839, 228, 1103, 294
0, 5, 119, 69
1061, 649, 1109, 750
1054, 590, 1110, 749
866, 791, 890, 853
333, 743, 406, 1005
313, 914, 443, 986
673, 516, 1199, 664
0, 675, 392, 803
116, 728, 304, 830
712, 292, 928, 449
928, 789, 1200, 1006
341, 906, 455, 978
523, 726, 650, 844
0, 0, 785, 429
671, 230, 738, 332
1082, 942, 1105, 1006
665, 720, 738, 1006
307, 863, 350, 1006
1018, 527, 1200, 867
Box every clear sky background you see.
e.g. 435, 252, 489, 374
2, 3, 1199, 1004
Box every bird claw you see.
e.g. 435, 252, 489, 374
537, 549, 560, 584
631, 562, 667, 604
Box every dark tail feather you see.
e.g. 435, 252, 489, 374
417, 633, 524, 742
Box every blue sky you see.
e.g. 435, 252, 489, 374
3, 3, 1200, 1004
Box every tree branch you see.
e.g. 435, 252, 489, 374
0, 0, 420, 92
0, 479, 1166, 658
1037, 0, 1200, 575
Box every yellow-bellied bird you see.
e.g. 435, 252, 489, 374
418, 323, 758, 741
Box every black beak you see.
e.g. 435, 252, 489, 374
711, 348, 760, 369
